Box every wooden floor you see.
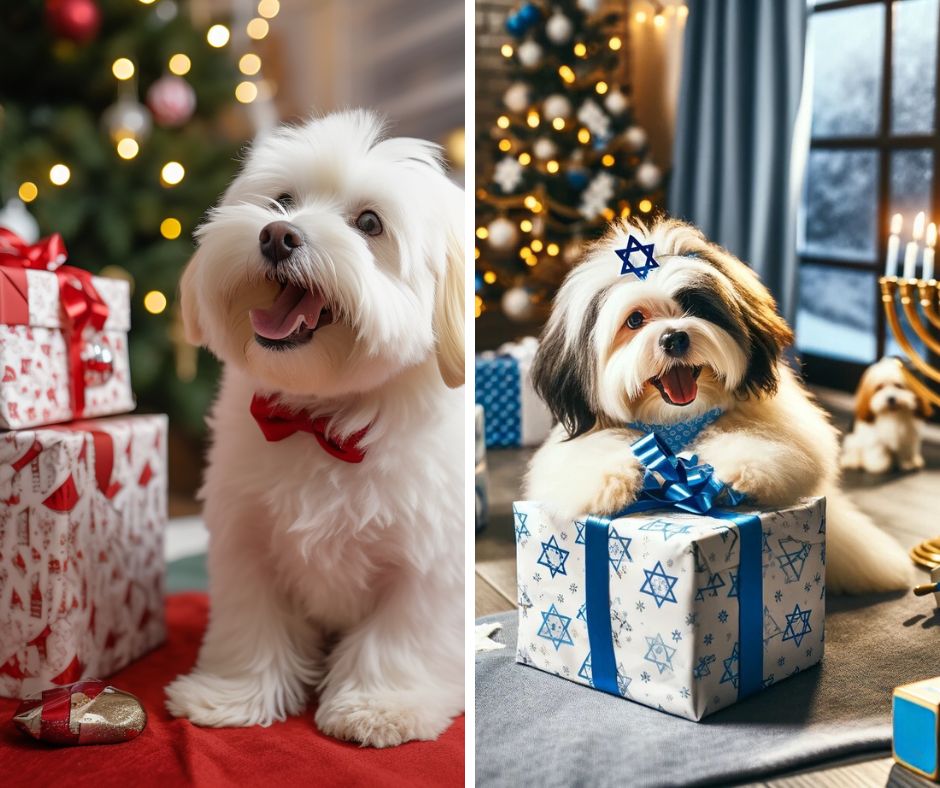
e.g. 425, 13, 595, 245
475, 387, 940, 787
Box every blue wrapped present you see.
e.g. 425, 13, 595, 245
514, 434, 826, 720
475, 337, 552, 449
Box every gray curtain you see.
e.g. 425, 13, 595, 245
669, 0, 808, 322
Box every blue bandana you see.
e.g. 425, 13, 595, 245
627, 407, 723, 453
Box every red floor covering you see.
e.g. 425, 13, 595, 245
0, 593, 465, 787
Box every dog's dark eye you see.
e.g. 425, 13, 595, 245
625, 310, 645, 330
276, 193, 294, 210
356, 210, 383, 237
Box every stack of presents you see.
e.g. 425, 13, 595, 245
0, 228, 167, 701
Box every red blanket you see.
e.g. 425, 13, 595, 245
0, 593, 465, 787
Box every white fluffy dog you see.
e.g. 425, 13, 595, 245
164, 111, 465, 747
841, 357, 930, 474
525, 218, 913, 594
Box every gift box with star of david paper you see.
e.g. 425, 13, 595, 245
475, 337, 552, 448
0, 414, 167, 699
513, 496, 826, 720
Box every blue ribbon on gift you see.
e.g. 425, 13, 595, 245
584, 433, 763, 701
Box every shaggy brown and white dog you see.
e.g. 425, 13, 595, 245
525, 218, 913, 594
841, 357, 930, 474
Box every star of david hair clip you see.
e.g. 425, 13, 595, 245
615, 235, 659, 280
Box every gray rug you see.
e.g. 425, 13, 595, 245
476, 590, 939, 787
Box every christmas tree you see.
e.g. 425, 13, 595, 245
0, 0, 258, 438
475, 0, 664, 324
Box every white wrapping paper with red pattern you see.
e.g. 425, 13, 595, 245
0, 268, 134, 429
0, 415, 167, 699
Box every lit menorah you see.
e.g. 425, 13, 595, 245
880, 212, 940, 570
880, 211, 940, 410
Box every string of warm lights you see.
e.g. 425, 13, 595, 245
11, 0, 283, 317
633, 3, 689, 27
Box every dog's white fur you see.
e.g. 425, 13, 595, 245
164, 111, 465, 747
841, 357, 929, 474
525, 218, 914, 595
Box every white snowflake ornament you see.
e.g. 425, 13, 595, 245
578, 99, 611, 140
579, 172, 615, 220
493, 156, 524, 193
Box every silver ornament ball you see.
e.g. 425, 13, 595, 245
636, 161, 662, 190
604, 89, 629, 116
623, 125, 648, 152
102, 98, 152, 143
545, 12, 574, 44
533, 137, 557, 160
517, 40, 543, 68
503, 82, 530, 113
543, 94, 572, 120
502, 287, 535, 322
487, 216, 518, 251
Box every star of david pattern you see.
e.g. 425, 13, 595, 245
640, 561, 679, 608
607, 526, 632, 571
644, 633, 677, 674
776, 537, 812, 583
575, 520, 586, 545
720, 642, 740, 688
537, 604, 574, 651
615, 235, 659, 279
513, 505, 530, 541
513, 496, 826, 721
782, 604, 812, 647
536, 535, 570, 578
638, 519, 695, 541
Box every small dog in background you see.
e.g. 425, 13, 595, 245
525, 217, 913, 594
165, 111, 465, 747
841, 357, 930, 474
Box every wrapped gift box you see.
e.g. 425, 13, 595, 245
475, 405, 488, 532
513, 496, 826, 720
475, 337, 552, 448
0, 233, 134, 429
0, 415, 167, 699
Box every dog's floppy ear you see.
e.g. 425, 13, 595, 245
178, 250, 205, 347
531, 293, 598, 439
854, 366, 877, 424
694, 243, 793, 398
433, 188, 465, 389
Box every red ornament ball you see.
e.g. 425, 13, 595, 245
146, 75, 197, 127
46, 0, 101, 44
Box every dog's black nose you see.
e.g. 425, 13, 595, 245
887, 395, 897, 407
660, 330, 690, 357
259, 221, 303, 264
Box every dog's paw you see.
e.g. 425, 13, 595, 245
315, 693, 450, 748
710, 459, 784, 507
900, 454, 925, 472
861, 448, 892, 475
165, 670, 306, 728
587, 465, 644, 516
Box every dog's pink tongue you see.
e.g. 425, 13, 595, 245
660, 366, 698, 405
249, 284, 324, 340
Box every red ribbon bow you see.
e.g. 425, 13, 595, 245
250, 393, 369, 463
0, 228, 109, 417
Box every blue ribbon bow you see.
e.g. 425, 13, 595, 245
584, 433, 763, 704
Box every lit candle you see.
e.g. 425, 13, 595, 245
885, 213, 902, 277
904, 211, 926, 279
924, 222, 937, 281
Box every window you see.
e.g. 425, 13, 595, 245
796, 0, 939, 379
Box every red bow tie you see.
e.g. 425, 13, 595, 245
250, 394, 368, 463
